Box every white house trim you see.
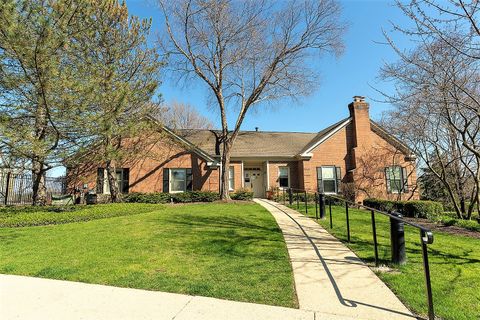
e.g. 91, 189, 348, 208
299, 118, 352, 157
241, 161, 244, 188
265, 160, 270, 190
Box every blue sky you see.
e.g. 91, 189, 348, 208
126, 0, 412, 132
51, 0, 413, 176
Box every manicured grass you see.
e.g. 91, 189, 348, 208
289, 203, 480, 320
0, 203, 165, 227
0, 202, 297, 308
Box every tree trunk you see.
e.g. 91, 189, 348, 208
219, 140, 232, 200
32, 96, 48, 206
32, 159, 47, 206
105, 160, 119, 202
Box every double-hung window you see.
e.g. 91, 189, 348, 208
170, 169, 187, 193
229, 167, 235, 191
96, 168, 129, 194
385, 166, 408, 193
278, 167, 290, 188
162, 168, 193, 193
316, 166, 341, 194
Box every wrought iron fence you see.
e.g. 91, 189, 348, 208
280, 187, 435, 320
0, 172, 69, 205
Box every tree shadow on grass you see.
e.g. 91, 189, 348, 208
160, 214, 290, 261
162, 213, 280, 233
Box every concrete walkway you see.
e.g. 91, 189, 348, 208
255, 199, 416, 320
0, 274, 313, 320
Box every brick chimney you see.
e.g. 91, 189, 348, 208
348, 96, 371, 149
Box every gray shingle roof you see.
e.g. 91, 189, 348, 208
177, 129, 319, 158
171, 118, 410, 159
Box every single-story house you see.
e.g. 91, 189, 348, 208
68, 96, 418, 202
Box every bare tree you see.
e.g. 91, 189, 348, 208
380, 1, 480, 218
158, 0, 345, 199
159, 101, 214, 130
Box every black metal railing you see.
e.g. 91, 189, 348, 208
277, 187, 435, 320
0, 172, 68, 205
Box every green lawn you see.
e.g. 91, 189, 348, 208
289, 202, 480, 320
0, 202, 297, 308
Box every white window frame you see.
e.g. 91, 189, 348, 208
278, 166, 290, 189
170, 168, 187, 193
320, 166, 337, 194
103, 168, 124, 195
386, 166, 404, 194
229, 166, 235, 191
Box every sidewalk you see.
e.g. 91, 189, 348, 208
0, 274, 313, 320
254, 199, 416, 320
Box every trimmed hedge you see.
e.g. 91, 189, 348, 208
230, 189, 254, 201
123, 191, 220, 204
363, 198, 443, 219
124, 190, 255, 203
0, 203, 164, 227
123, 192, 171, 204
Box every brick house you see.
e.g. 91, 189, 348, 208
69, 96, 418, 202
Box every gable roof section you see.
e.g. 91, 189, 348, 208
145, 116, 218, 165
370, 121, 413, 156
298, 117, 352, 157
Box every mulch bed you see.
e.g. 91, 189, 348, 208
404, 217, 480, 239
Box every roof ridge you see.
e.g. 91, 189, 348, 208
176, 128, 318, 134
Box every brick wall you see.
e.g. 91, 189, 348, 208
267, 161, 300, 190
301, 126, 349, 192
68, 133, 220, 194
229, 161, 243, 191
300, 98, 419, 202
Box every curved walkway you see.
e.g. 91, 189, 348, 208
255, 199, 415, 320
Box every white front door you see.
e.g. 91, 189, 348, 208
244, 168, 264, 198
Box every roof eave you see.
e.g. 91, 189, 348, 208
145, 116, 218, 164
298, 118, 352, 156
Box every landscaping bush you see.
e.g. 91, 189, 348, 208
455, 219, 480, 232
432, 215, 480, 232
363, 198, 400, 213
171, 191, 219, 203
188, 191, 219, 202
123, 191, 220, 204
402, 200, 443, 219
123, 192, 171, 204
363, 198, 443, 219
230, 188, 254, 200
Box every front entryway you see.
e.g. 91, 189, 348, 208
244, 167, 264, 198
